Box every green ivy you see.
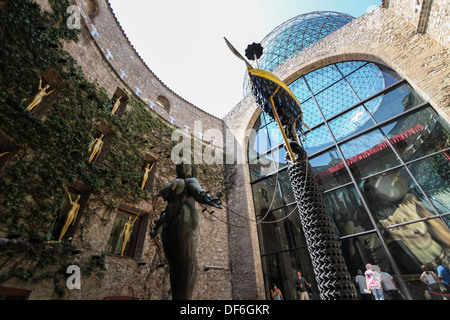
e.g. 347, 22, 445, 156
0, 0, 173, 287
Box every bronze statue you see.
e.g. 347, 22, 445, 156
26, 79, 55, 111
88, 134, 104, 163
158, 162, 221, 300
58, 190, 81, 242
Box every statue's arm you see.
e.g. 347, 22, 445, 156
187, 178, 221, 208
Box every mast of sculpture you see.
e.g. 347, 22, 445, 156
225, 38, 357, 300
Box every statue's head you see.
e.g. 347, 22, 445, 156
176, 161, 196, 178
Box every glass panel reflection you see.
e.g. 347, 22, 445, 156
303, 124, 334, 155
249, 148, 286, 181
340, 234, 407, 300
323, 184, 374, 238
345, 63, 385, 101
340, 129, 401, 180
300, 98, 323, 128
316, 79, 360, 119
361, 167, 437, 226
382, 107, 450, 162
278, 169, 295, 205
370, 84, 424, 124
257, 204, 306, 255
309, 148, 351, 191
408, 153, 450, 213
251, 177, 282, 220
261, 248, 318, 300
380, 218, 450, 300
329, 105, 376, 142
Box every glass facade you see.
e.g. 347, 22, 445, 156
248, 60, 450, 300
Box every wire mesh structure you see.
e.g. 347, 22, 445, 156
244, 11, 354, 94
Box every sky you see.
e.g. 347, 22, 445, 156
108, 0, 381, 119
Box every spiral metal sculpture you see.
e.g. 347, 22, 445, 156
225, 38, 357, 299
286, 147, 357, 299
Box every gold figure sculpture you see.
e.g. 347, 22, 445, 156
120, 214, 140, 256
141, 162, 155, 190
111, 96, 122, 115
26, 79, 55, 111
88, 134, 104, 163
58, 190, 81, 242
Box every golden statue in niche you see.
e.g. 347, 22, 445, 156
120, 213, 140, 256
58, 190, 81, 242
88, 134, 104, 163
26, 79, 55, 111
141, 162, 155, 190
111, 96, 122, 115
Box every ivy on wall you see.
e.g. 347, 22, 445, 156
0, 0, 174, 288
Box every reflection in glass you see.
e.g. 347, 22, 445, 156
278, 169, 295, 204
323, 184, 374, 238
340, 234, 410, 300
344, 62, 385, 101
251, 178, 282, 220
340, 129, 401, 180
370, 84, 424, 124
257, 204, 306, 255
316, 79, 360, 119
303, 124, 334, 155
261, 247, 317, 300
340, 233, 388, 276
249, 148, 286, 182
300, 98, 323, 128
329, 105, 375, 142
361, 167, 436, 225
408, 153, 450, 213
380, 219, 450, 274
310, 148, 351, 191
249, 154, 278, 181
382, 107, 450, 163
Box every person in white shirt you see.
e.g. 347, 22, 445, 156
420, 264, 444, 300
380, 269, 402, 300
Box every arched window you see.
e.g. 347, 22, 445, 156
249, 60, 450, 300
156, 95, 170, 113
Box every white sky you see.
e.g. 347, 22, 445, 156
108, 0, 381, 119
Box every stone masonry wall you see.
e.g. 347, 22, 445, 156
0, 0, 231, 300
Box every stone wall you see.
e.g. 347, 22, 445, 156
0, 0, 231, 300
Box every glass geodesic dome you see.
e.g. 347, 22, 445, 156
259, 11, 354, 72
